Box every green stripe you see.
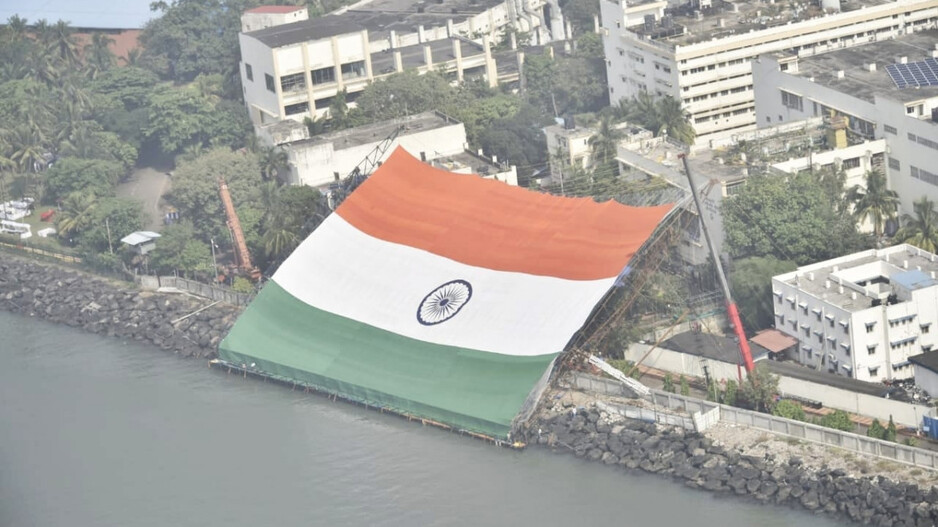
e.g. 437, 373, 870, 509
219, 281, 557, 439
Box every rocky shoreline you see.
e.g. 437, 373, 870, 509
0, 256, 240, 359
527, 403, 938, 527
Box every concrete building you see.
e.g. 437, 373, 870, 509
614, 117, 886, 265
599, 0, 938, 148
772, 244, 938, 383
544, 118, 596, 181
752, 29, 938, 217
909, 350, 938, 397
238, 0, 550, 128
264, 111, 516, 188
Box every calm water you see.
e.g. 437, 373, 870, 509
0, 311, 846, 527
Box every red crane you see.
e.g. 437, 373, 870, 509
218, 178, 261, 281
680, 154, 755, 379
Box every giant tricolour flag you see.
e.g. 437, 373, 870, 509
219, 148, 672, 439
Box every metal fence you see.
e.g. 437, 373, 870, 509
595, 400, 697, 430
571, 373, 938, 471
137, 275, 254, 306
0, 241, 82, 263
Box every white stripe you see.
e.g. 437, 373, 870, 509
272, 215, 616, 357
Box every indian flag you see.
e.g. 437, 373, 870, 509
219, 147, 673, 439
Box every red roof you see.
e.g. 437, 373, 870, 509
245, 5, 305, 14
751, 329, 799, 353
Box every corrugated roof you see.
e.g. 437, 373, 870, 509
121, 231, 161, 246
892, 270, 937, 291
245, 5, 306, 14
244, 15, 366, 47
750, 329, 799, 353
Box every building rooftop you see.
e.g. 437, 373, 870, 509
298, 111, 459, 150
791, 29, 938, 104
370, 37, 484, 74
661, 330, 768, 365
634, 0, 891, 47
909, 350, 938, 375
765, 360, 889, 397
776, 244, 938, 312
432, 151, 507, 177
246, 5, 306, 14
245, 0, 502, 47
246, 15, 368, 47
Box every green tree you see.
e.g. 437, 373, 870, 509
588, 114, 622, 167
83, 32, 116, 79
49, 20, 80, 67
867, 418, 885, 439
615, 93, 694, 145
143, 85, 214, 156
706, 379, 721, 402
231, 276, 255, 293
884, 415, 897, 442
729, 256, 797, 331
148, 221, 212, 277
896, 197, 938, 253
846, 169, 898, 238
76, 196, 144, 254
679, 375, 690, 396
44, 158, 123, 201
722, 171, 869, 264
90, 66, 160, 110
355, 70, 455, 121
773, 400, 806, 421
259, 146, 290, 182
723, 379, 738, 407
662, 373, 675, 393
818, 409, 854, 432
56, 191, 98, 239
738, 363, 779, 413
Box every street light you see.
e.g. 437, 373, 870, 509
210, 237, 218, 282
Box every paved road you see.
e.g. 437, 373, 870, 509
116, 167, 171, 231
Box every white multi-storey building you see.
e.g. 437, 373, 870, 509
599, 0, 938, 148
751, 29, 938, 218
772, 244, 938, 382
239, 0, 553, 128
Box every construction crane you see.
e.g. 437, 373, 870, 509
327, 124, 404, 210
680, 154, 755, 379
218, 178, 261, 281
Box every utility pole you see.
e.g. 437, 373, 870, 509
210, 237, 218, 282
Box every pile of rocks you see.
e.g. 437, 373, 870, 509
531, 405, 938, 527
0, 257, 241, 358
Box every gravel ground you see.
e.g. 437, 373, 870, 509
706, 422, 938, 488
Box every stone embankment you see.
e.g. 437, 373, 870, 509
0, 257, 241, 358
529, 404, 938, 527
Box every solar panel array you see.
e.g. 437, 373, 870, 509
885, 58, 938, 89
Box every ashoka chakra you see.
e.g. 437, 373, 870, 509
417, 280, 472, 326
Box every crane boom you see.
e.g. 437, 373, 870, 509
679, 154, 755, 376
218, 178, 260, 280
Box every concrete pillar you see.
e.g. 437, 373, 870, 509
510, 31, 517, 50
453, 38, 463, 81
394, 49, 403, 72
565, 20, 573, 40
447, 18, 454, 37
547, 45, 554, 59
301, 42, 315, 117
418, 25, 426, 43
593, 14, 600, 33
331, 36, 344, 91
423, 44, 433, 68
389, 30, 397, 49
483, 36, 497, 88
362, 30, 374, 81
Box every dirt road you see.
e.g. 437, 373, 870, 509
116, 167, 171, 231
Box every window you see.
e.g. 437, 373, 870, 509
313, 96, 334, 110
884, 124, 897, 135
245, 63, 253, 81
312, 67, 336, 85
866, 322, 875, 333
781, 90, 803, 112
284, 102, 309, 116
888, 157, 900, 171
869, 366, 879, 377
842, 157, 860, 170
280, 72, 306, 93
911, 166, 938, 187
265, 74, 275, 93
340, 61, 365, 79
922, 323, 931, 334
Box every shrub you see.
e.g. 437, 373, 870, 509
773, 400, 806, 421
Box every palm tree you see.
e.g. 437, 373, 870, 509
655, 95, 695, 145
49, 20, 80, 66
120, 48, 141, 67
260, 146, 290, 181
56, 192, 98, 239
263, 224, 299, 261
4, 15, 29, 42
84, 32, 116, 78
588, 115, 623, 167
5, 125, 46, 173
846, 169, 898, 237
896, 197, 938, 252
615, 91, 657, 127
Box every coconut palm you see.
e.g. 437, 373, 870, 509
846, 169, 898, 237
259, 146, 290, 181
588, 115, 623, 167
120, 48, 141, 67
49, 20, 80, 66
84, 32, 116, 78
4, 15, 29, 42
896, 197, 938, 253
5, 125, 47, 173
655, 95, 695, 145
263, 224, 299, 260
56, 192, 98, 239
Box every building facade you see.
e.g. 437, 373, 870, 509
751, 30, 938, 217
599, 0, 938, 148
772, 244, 938, 382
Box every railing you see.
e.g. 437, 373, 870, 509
138, 275, 254, 306
571, 372, 938, 471
0, 241, 82, 263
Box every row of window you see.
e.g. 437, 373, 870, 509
250, 61, 369, 96
781, 90, 803, 112
911, 166, 938, 187
908, 132, 938, 152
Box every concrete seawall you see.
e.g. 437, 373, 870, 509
0, 256, 241, 359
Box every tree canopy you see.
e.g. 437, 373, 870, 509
896, 197, 938, 253
729, 256, 797, 332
